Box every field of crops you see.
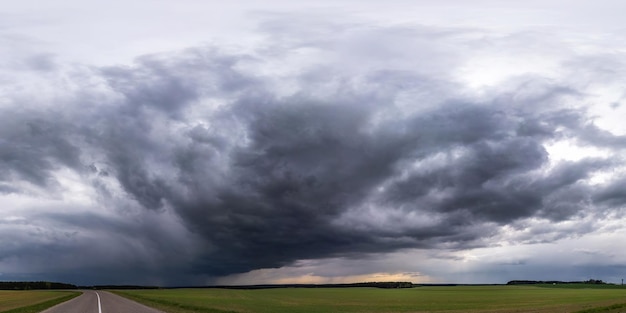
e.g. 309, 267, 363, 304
0, 290, 79, 313
114, 285, 626, 313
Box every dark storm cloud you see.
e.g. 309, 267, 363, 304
100, 50, 258, 117
593, 176, 626, 207
3, 23, 626, 284
74, 48, 626, 276
0, 110, 81, 188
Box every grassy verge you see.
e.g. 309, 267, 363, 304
0, 291, 80, 313
112, 291, 236, 313
574, 302, 626, 313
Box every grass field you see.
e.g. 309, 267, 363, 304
113, 285, 626, 313
0, 290, 80, 313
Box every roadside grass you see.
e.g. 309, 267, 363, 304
575, 302, 626, 313
113, 285, 626, 313
112, 291, 236, 313
0, 291, 80, 313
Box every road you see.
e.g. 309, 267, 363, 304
41, 290, 164, 313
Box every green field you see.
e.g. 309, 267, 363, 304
0, 290, 79, 313
114, 285, 626, 313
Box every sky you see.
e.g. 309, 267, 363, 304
1, 0, 626, 286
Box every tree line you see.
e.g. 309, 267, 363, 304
507, 279, 606, 285
212, 282, 415, 289
0, 281, 77, 290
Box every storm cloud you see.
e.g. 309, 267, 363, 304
2, 5, 626, 285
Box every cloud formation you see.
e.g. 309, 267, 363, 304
2, 14, 626, 285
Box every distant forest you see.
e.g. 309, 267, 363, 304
212, 282, 415, 289
507, 279, 607, 285
0, 281, 77, 290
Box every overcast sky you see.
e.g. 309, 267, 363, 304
2, 1, 626, 286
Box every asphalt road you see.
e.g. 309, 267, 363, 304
41, 290, 164, 313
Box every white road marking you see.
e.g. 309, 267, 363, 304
95, 291, 102, 313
